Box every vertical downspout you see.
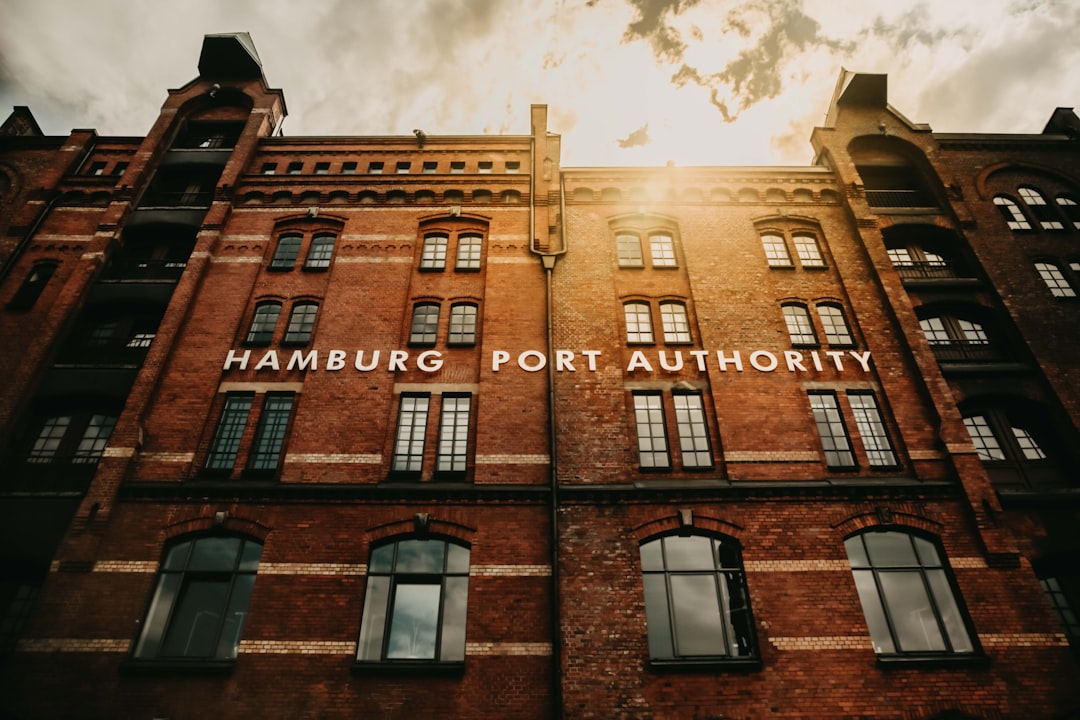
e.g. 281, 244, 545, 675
529, 131, 568, 720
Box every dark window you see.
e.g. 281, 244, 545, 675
396, 162, 411, 174
456, 235, 482, 270
478, 161, 493, 174
261, 163, 276, 175
247, 393, 295, 472
649, 234, 676, 267
436, 395, 471, 474
286, 162, 303, 175
633, 392, 670, 469
270, 234, 302, 270
887, 245, 953, 279
783, 304, 817, 346
87, 161, 107, 176
304, 233, 336, 270
848, 392, 897, 468
133, 535, 262, 662
409, 303, 440, 345
245, 302, 282, 345
993, 196, 1031, 230
640, 533, 758, 662
674, 392, 712, 468
420, 235, 448, 270
450, 161, 465, 174
342, 162, 357, 174
505, 161, 520, 173
283, 302, 318, 345
206, 394, 254, 471
1035, 261, 1077, 298
1034, 556, 1080, 651
6, 262, 57, 310
818, 304, 854, 347
1056, 195, 1080, 230
617, 234, 644, 267
314, 162, 330, 174
761, 233, 792, 267
356, 537, 470, 663
26, 412, 117, 465
111, 162, 129, 177
845, 530, 976, 657
919, 314, 999, 361
422, 161, 438, 174
962, 406, 1064, 491
447, 303, 478, 346
809, 391, 856, 469
368, 162, 383, 174
625, 302, 654, 344
391, 394, 430, 474
1018, 187, 1064, 230
660, 302, 691, 343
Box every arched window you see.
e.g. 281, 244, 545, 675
1035, 261, 1077, 297
269, 233, 302, 270
420, 234, 448, 270
817, 304, 854, 347
919, 311, 1000, 362
26, 411, 117, 466
844, 530, 977, 658
792, 232, 825, 267
639, 532, 758, 663
616, 234, 644, 267
456, 234, 482, 270
6, 262, 57, 310
357, 537, 470, 663
134, 535, 263, 661
1055, 195, 1080, 230
409, 303, 440, 345
447, 303, 478, 346
245, 301, 282, 345
782, 304, 816, 346
283, 302, 318, 345
624, 302, 654, 344
962, 403, 1067, 491
761, 233, 792, 267
1018, 186, 1064, 230
659, 301, 691, 343
649, 234, 677, 267
993, 196, 1031, 231
304, 233, 336, 270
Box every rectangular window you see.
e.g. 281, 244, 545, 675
422, 161, 438, 174
369, 162, 384, 174
304, 234, 336, 270
287, 162, 303, 175
392, 395, 430, 473
1036, 262, 1077, 298
447, 304, 478, 345
617, 234, 644, 267
818, 305, 854, 346
436, 395, 471, 474
420, 235, 448, 270
88, 161, 107, 176
783, 305, 817, 346
674, 393, 712, 468
478, 161, 492, 174
283, 303, 318, 345
634, 393, 670, 469
624, 302, 654, 344
809, 392, 855, 469
206, 394, 254, 471
505, 161, 520, 173
793, 233, 825, 267
650, 235, 677, 267
761, 234, 792, 267
112, 162, 129, 177
848, 392, 897, 468
456, 235, 482, 270
396, 161, 411, 174
410, 304, 440, 345
248, 393, 295, 471
660, 302, 691, 343
450, 161, 465, 174
342, 161, 357, 174
314, 162, 330, 174
261, 163, 277, 175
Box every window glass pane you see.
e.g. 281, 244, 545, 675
963, 415, 1005, 461
650, 234, 676, 266
1012, 425, 1047, 460
793, 233, 824, 267
421, 235, 448, 269
926, 569, 974, 652
387, 583, 440, 659
761, 234, 792, 266
642, 574, 674, 658
848, 393, 896, 467
783, 305, 816, 345
456, 235, 482, 269
134, 572, 182, 658
878, 571, 947, 652
304, 234, 335, 269
674, 393, 711, 468
163, 541, 192, 570
238, 539, 263, 572
284, 303, 318, 344
912, 536, 941, 566
248, 394, 294, 470
447, 305, 477, 345
160, 578, 230, 657
669, 574, 729, 656
993, 196, 1031, 230
446, 543, 470, 574
217, 573, 256, 659
809, 393, 855, 467
844, 536, 869, 568
410, 304, 440, 345
851, 570, 896, 654
639, 539, 663, 572
957, 319, 988, 344
863, 532, 919, 567
206, 395, 254, 470
436, 395, 471, 472
818, 305, 853, 346
356, 576, 390, 660
660, 302, 691, 343
723, 571, 754, 656
625, 302, 654, 343
1036, 262, 1076, 297
633, 393, 668, 468
920, 317, 949, 344
392, 395, 429, 472
369, 544, 394, 573
662, 535, 714, 571
440, 576, 469, 660
71, 412, 116, 462
617, 234, 643, 266
394, 539, 445, 574
246, 303, 281, 345
27, 416, 71, 463
270, 235, 302, 270
189, 536, 242, 571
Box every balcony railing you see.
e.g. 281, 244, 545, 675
102, 258, 187, 282
929, 342, 1003, 363
893, 260, 961, 280
138, 190, 213, 208
866, 189, 939, 209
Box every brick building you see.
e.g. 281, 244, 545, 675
0, 33, 1077, 719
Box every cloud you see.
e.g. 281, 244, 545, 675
617, 123, 651, 148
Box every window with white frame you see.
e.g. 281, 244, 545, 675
782, 304, 817, 346
649, 234, 677, 267
792, 233, 825, 267
673, 392, 712, 468
617, 234, 644, 267
761, 233, 792, 267
809, 391, 856, 469
1035, 261, 1077, 297
993, 196, 1032, 230
1018, 186, 1065, 230
633, 392, 670, 469
391, 394, 430, 474
625, 302, 654, 344
818, 304, 854, 346
660, 302, 691, 343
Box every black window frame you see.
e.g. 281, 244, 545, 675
205, 393, 255, 473
435, 394, 472, 476
269, 234, 303, 271
409, 303, 440, 346
809, 391, 856, 469
782, 303, 817, 347
303, 233, 336, 271
391, 393, 430, 476
244, 301, 282, 346
632, 391, 670, 470
447, 303, 478, 346
245, 392, 296, 475
282, 302, 319, 346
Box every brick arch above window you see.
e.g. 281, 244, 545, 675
363, 517, 477, 546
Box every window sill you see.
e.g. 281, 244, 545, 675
122, 658, 237, 675
648, 656, 762, 672
301, 265, 329, 273
874, 652, 988, 670
351, 660, 465, 676
418, 266, 447, 273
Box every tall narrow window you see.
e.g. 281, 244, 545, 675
247, 394, 295, 472
650, 234, 677, 267
845, 530, 976, 658
809, 392, 855, 468
633, 393, 670, 469
206, 394, 254, 471
6, 262, 57, 310
625, 302, 654, 344
456, 235, 482, 270
26, 412, 117, 466
640, 533, 758, 663
357, 537, 470, 663
134, 535, 263, 661
304, 233, 336, 270
1035, 262, 1077, 297
1056, 195, 1080, 230
761, 234, 792, 267
848, 393, 897, 468
392, 395, 430, 474
962, 415, 1005, 461
1019, 187, 1064, 230
818, 304, 854, 346
660, 302, 691, 343
420, 235, 448, 270
26, 416, 71, 464
617, 234, 644, 267
287, 162, 303, 175
436, 395, 471, 474
447, 303, 478, 346
410, 303, 440, 345
245, 302, 282, 345
71, 414, 118, 464
674, 393, 712, 469
782, 304, 817, 346
283, 302, 318, 345
993, 196, 1031, 230
793, 233, 825, 267
270, 234, 302, 270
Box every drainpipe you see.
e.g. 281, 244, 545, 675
529, 132, 568, 720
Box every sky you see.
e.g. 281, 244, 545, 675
0, 0, 1077, 168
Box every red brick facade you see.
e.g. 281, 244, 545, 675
0, 36, 1077, 719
